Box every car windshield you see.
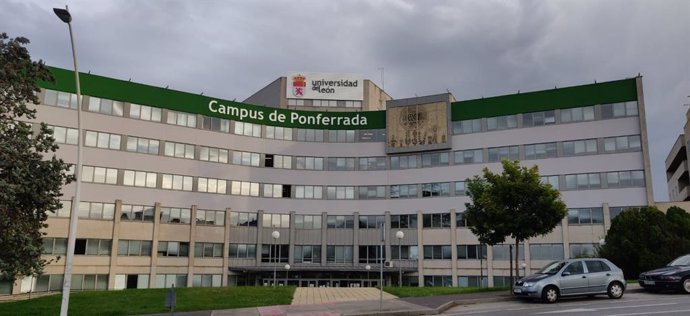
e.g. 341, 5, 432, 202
668, 255, 690, 266
538, 261, 567, 274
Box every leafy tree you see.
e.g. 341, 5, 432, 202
599, 206, 690, 279
0, 33, 74, 280
464, 159, 567, 280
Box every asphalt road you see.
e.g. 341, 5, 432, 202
444, 291, 690, 316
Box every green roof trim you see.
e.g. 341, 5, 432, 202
451, 78, 638, 121
39, 67, 638, 129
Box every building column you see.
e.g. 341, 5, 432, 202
222, 207, 232, 286
187, 204, 197, 288
450, 210, 458, 287
320, 212, 328, 265
416, 210, 424, 287
107, 199, 122, 289
148, 202, 161, 288
353, 212, 360, 265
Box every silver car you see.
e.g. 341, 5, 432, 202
513, 258, 626, 303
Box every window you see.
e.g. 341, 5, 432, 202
233, 121, 261, 137
540, 176, 559, 189
156, 274, 187, 288
262, 213, 290, 228
458, 276, 484, 288
327, 215, 354, 228
263, 184, 290, 198
390, 155, 417, 169
74, 239, 111, 255
487, 114, 517, 131
261, 245, 288, 262
492, 244, 525, 260
424, 275, 452, 287
422, 213, 451, 228
49, 200, 71, 217
601, 102, 638, 119
586, 260, 612, 273
453, 119, 481, 134
564, 261, 585, 275
327, 130, 355, 142
295, 215, 322, 229
359, 157, 387, 171
570, 243, 597, 258
161, 174, 193, 191
609, 206, 640, 219
198, 177, 227, 194
196, 209, 225, 226
166, 110, 196, 128
265, 154, 292, 169
562, 139, 598, 156
391, 214, 417, 229
201, 115, 230, 132
43, 238, 68, 255
232, 151, 260, 167
457, 245, 487, 260
326, 246, 353, 263
229, 212, 258, 227
564, 173, 601, 190
421, 152, 450, 168
524, 142, 557, 160
157, 241, 190, 257
390, 184, 418, 198
391, 245, 418, 260
78, 202, 115, 220
295, 129, 325, 142
192, 275, 222, 288
327, 157, 355, 171
164, 141, 195, 159
122, 169, 157, 188
358, 215, 385, 229
488, 146, 519, 162
160, 207, 192, 224
229, 244, 257, 258
129, 103, 162, 122
359, 245, 385, 263
71, 274, 109, 290
295, 156, 324, 170
604, 135, 642, 152
358, 186, 386, 199
423, 245, 452, 260
605, 170, 645, 188
294, 185, 323, 199
523, 111, 555, 127
265, 126, 293, 140
561, 106, 595, 123
568, 208, 604, 225
126, 136, 159, 155
199, 146, 229, 163
88, 97, 124, 116
529, 244, 564, 260
47, 125, 79, 145
455, 182, 466, 196
422, 182, 450, 197
456, 212, 467, 227
294, 245, 322, 263
120, 204, 154, 221
44, 89, 78, 109
230, 181, 260, 196
454, 149, 483, 164
118, 240, 152, 256
326, 186, 355, 200
81, 166, 118, 184
194, 242, 224, 258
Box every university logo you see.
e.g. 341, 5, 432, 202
292, 74, 306, 97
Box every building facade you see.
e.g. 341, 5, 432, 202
665, 108, 690, 201
1, 68, 653, 295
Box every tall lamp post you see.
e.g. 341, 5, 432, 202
395, 231, 404, 287
271, 230, 280, 287
53, 6, 83, 316
284, 264, 290, 286
365, 264, 371, 287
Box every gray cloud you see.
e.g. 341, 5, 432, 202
2, 0, 688, 200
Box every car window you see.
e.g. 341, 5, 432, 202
538, 261, 567, 274
563, 261, 584, 274
669, 255, 690, 266
585, 260, 611, 273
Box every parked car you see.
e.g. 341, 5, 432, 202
513, 258, 626, 303
638, 254, 690, 293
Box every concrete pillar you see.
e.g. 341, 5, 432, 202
148, 202, 161, 288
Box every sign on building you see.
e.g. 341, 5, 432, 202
286, 72, 364, 101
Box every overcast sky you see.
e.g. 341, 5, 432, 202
2, 0, 689, 201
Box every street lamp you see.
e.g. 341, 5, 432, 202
271, 230, 280, 287
284, 264, 290, 286
53, 6, 84, 316
395, 231, 404, 287
521, 262, 527, 278
365, 264, 371, 287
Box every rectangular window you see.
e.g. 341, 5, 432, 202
201, 115, 230, 133
295, 156, 324, 170
488, 146, 519, 162
196, 209, 225, 226
390, 184, 418, 198
294, 185, 323, 199
605, 170, 644, 188
456, 212, 467, 227
390, 214, 417, 229
261, 213, 290, 228
327, 157, 356, 171
601, 102, 638, 119
491, 244, 525, 260
166, 110, 196, 128
228, 243, 257, 258
524, 142, 557, 160
391, 245, 418, 260
126, 136, 160, 155
390, 155, 417, 170
358, 215, 385, 229
326, 245, 353, 263
160, 207, 192, 224
358, 186, 386, 199
359, 157, 387, 171
88, 97, 123, 116
326, 186, 355, 200
81, 166, 118, 185
568, 208, 604, 225
47, 125, 79, 145
229, 212, 258, 227
48, 200, 72, 218
294, 215, 322, 229
43, 237, 68, 255
540, 176, 559, 189
560, 106, 595, 123
454, 149, 483, 164
232, 151, 261, 167
421, 152, 450, 168
199, 146, 229, 163
295, 129, 325, 142
453, 119, 481, 134
261, 244, 289, 263
457, 244, 487, 260
161, 174, 193, 191
118, 240, 153, 256
523, 111, 555, 127
155, 274, 187, 288
424, 275, 453, 287
569, 243, 597, 258
423, 245, 452, 260
233, 121, 261, 137
422, 213, 451, 228
230, 181, 260, 196
194, 242, 224, 258
84, 131, 121, 150
564, 173, 601, 190
265, 126, 293, 140
294, 245, 322, 263
120, 204, 155, 222
359, 245, 385, 263
164, 141, 195, 159
421, 182, 450, 197
192, 274, 222, 288
529, 244, 565, 260
78, 201, 115, 220
603, 135, 642, 152
562, 139, 598, 156
74, 239, 111, 256
43, 89, 78, 109
157, 241, 190, 257
486, 115, 517, 131
129, 103, 162, 122
198, 177, 227, 194
327, 215, 354, 228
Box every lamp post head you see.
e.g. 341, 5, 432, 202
365, 264, 371, 270
53, 8, 72, 23
599, 238, 606, 246
395, 231, 404, 239
284, 264, 290, 270
272, 231, 280, 239
521, 262, 527, 268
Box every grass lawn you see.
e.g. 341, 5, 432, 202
384, 286, 509, 298
0, 286, 294, 316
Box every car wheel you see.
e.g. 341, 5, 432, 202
682, 277, 690, 294
542, 286, 559, 303
607, 281, 624, 299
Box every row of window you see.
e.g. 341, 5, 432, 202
287, 98, 362, 108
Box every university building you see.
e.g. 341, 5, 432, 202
0, 68, 653, 295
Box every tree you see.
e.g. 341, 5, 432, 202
464, 159, 567, 281
0, 33, 74, 280
599, 206, 690, 279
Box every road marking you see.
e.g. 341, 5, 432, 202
605, 310, 690, 316
534, 303, 677, 314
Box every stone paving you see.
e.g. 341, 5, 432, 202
291, 287, 397, 305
